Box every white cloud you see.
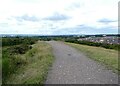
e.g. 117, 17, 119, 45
0, 0, 119, 35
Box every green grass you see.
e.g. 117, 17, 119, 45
2, 45, 30, 82
66, 42, 119, 74
0, 38, 1, 85
4, 41, 54, 84
0, 47, 2, 85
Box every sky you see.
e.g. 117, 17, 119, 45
0, 0, 119, 35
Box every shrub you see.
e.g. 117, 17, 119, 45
2, 58, 10, 80
2, 37, 38, 47
9, 45, 31, 54
2, 37, 38, 82
65, 39, 119, 50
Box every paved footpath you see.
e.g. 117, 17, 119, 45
45, 41, 118, 84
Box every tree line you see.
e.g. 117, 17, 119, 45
65, 39, 120, 50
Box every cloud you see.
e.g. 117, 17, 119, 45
52, 24, 118, 35
65, 2, 80, 11
71, 2, 80, 8
98, 18, 117, 24
13, 14, 40, 22
0, 0, 119, 35
0, 23, 8, 27
43, 12, 71, 21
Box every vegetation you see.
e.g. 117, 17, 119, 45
65, 39, 120, 50
2, 45, 31, 81
66, 42, 119, 74
2, 37, 54, 84
2, 35, 119, 84
0, 38, 2, 85
2, 37, 38, 47
2, 37, 38, 83
4, 41, 54, 84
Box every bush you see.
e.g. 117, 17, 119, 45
2, 46, 29, 82
65, 39, 119, 50
2, 37, 38, 82
2, 58, 10, 80
2, 37, 38, 47
9, 45, 32, 54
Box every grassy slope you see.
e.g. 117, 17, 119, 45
0, 38, 2, 85
0, 47, 1, 85
66, 42, 119, 74
5, 41, 54, 84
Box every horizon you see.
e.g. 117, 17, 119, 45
0, 0, 119, 35
0, 33, 119, 36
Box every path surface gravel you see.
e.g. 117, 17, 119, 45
45, 41, 118, 84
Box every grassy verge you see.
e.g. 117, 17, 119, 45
0, 38, 2, 85
66, 42, 119, 74
4, 41, 54, 84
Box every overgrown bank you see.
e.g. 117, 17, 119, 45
2, 37, 54, 84
2, 37, 38, 83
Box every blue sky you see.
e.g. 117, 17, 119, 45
0, 0, 119, 35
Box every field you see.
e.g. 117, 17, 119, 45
2, 37, 54, 84
66, 42, 119, 74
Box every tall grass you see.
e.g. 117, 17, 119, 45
4, 41, 54, 84
2, 37, 38, 83
2, 45, 31, 83
0, 38, 2, 85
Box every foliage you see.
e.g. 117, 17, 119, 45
2, 37, 38, 82
4, 41, 54, 84
2, 37, 38, 46
65, 39, 120, 50
8, 44, 32, 54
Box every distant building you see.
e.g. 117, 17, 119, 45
78, 36, 119, 44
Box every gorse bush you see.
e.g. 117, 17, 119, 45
2, 37, 38, 46
2, 58, 10, 79
8, 44, 32, 54
2, 53, 27, 82
2, 37, 38, 83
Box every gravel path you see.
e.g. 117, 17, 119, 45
45, 41, 118, 84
